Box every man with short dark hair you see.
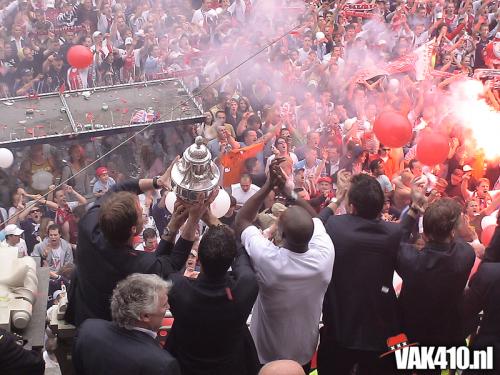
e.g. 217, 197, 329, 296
65, 164, 203, 326
166, 210, 260, 375
318, 173, 420, 373
397, 198, 475, 348
73, 273, 180, 375
32, 224, 73, 278
136, 228, 158, 252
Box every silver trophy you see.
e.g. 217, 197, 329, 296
170, 136, 221, 202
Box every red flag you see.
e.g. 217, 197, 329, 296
59, 83, 66, 94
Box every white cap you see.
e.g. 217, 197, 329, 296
92, 31, 102, 38
463, 164, 473, 172
316, 31, 325, 40
125, 37, 133, 45
53, 290, 63, 300
4, 224, 24, 236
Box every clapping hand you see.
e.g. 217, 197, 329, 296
410, 187, 428, 214
268, 157, 287, 192
335, 169, 351, 202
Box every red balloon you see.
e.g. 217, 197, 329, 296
481, 225, 497, 247
67, 45, 93, 69
416, 132, 449, 166
373, 111, 412, 148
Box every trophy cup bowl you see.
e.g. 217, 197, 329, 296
170, 136, 221, 202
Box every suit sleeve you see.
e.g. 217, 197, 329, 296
154, 239, 174, 257
399, 212, 417, 244
166, 358, 182, 375
145, 238, 193, 279
318, 206, 334, 224
483, 226, 500, 262
462, 269, 489, 336
109, 179, 143, 195
0, 328, 45, 375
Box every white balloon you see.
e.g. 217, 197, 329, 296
316, 31, 325, 40
165, 191, 177, 214
481, 215, 497, 230
210, 189, 231, 218
31, 171, 53, 191
0, 148, 14, 169
388, 78, 400, 93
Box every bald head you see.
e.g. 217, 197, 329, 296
279, 206, 314, 252
259, 360, 305, 375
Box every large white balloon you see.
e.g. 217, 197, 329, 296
210, 189, 231, 218
0, 148, 14, 169
482, 215, 497, 230
165, 191, 177, 214
165, 189, 230, 218
31, 171, 54, 191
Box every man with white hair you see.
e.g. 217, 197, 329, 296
73, 274, 181, 375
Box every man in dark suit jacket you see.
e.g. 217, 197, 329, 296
317, 173, 420, 374
463, 225, 500, 374
73, 273, 181, 375
65, 172, 201, 326
0, 328, 44, 375
166, 213, 260, 375
397, 198, 475, 348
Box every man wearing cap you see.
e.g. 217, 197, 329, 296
2, 224, 28, 257
370, 159, 393, 194
93, 167, 116, 198
309, 176, 335, 212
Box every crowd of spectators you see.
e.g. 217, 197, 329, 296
1, 0, 500, 374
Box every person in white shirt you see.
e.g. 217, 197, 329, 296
231, 174, 260, 209
236, 160, 335, 369
191, 0, 212, 27
2, 224, 28, 257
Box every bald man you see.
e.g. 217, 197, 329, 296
236, 160, 335, 371
259, 360, 305, 375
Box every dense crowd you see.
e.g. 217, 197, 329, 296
1, 0, 500, 374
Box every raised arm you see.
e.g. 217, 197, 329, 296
66, 185, 87, 205
235, 174, 273, 237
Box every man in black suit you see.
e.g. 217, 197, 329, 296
0, 328, 44, 375
317, 173, 420, 374
463, 225, 500, 374
65, 163, 203, 326
166, 210, 260, 375
397, 198, 475, 349
73, 273, 180, 375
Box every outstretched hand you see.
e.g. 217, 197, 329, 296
158, 156, 180, 190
